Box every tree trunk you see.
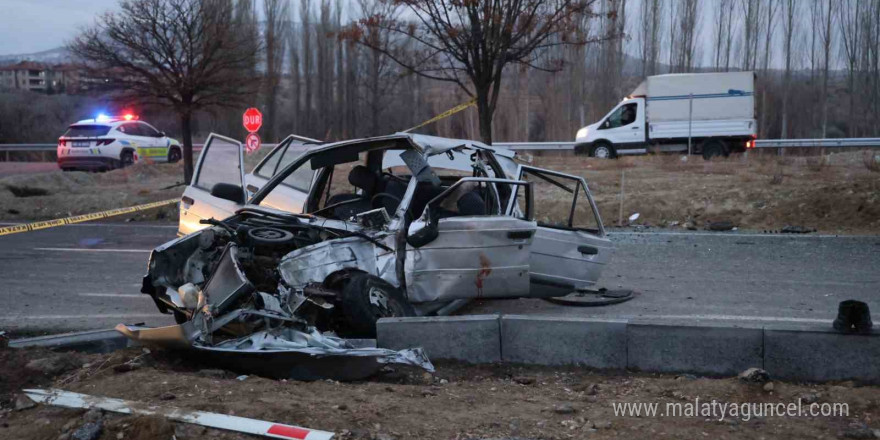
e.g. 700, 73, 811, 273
181, 111, 194, 183
476, 88, 493, 145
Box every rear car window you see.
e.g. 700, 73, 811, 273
63, 125, 111, 137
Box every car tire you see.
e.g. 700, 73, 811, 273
701, 139, 728, 160
340, 274, 414, 337
590, 142, 616, 159
167, 147, 181, 163
120, 150, 135, 167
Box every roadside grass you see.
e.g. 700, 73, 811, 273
0, 148, 273, 224
530, 150, 880, 233
1, 149, 879, 233
0, 162, 184, 223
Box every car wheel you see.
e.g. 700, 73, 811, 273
120, 150, 135, 167
701, 139, 728, 160
591, 142, 615, 159
167, 147, 181, 163
340, 274, 414, 337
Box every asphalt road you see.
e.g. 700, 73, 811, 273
1, 223, 878, 333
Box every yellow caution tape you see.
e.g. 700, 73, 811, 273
0, 198, 178, 236
402, 98, 476, 133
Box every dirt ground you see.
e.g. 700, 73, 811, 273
0, 162, 183, 223
2, 150, 880, 234
1, 345, 879, 440
529, 149, 880, 234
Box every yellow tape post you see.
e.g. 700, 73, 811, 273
402, 98, 476, 133
0, 198, 178, 237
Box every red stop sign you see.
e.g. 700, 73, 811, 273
242, 108, 262, 133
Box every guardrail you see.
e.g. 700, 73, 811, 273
753, 138, 880, 148
495, 138, 880, 151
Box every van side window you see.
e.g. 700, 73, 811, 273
599, 103, 637, 129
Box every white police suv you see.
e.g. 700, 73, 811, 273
57, 114, 181, 171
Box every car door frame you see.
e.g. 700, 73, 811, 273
178, 133, 245, 235
404, 177, 537, 303
508, 164, 613, 296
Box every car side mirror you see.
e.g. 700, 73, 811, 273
158, 131, 166, 137
210, 183, 244, 204
406, 209, 439, 248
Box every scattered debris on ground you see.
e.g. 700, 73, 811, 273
2, 346, 879, 439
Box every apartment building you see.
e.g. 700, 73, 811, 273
0, 61, 80, 94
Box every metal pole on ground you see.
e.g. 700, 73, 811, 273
688, 93, 693, 156
618, 170, 625, 227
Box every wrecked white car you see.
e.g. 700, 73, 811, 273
142, 133, 612, 339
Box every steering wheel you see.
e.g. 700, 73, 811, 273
371, 192, 402, 210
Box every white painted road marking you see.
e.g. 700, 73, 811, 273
0, 313, 162, 320
34, 247, 151, 253
608, 231, 878, 239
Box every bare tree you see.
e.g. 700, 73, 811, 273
351, 0, 403, 135
289, 17, 301, 134
758, 0, 778, 137
838, 0, 865, 136
301, 0, 314, 136
69, 0, 261, 181
263, 0, 290, 142
596, 0, 627, 108
780, 0, 797, 137
347, 0, 606, 144
740, 0, 764, 70
816, 0, 836, 137
670, 0, 701, 72
638, 0, 663, 76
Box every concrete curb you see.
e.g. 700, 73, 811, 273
377, 315, 501, 363
377, 315, 880, 383
627, 320, 763, 376
9, 329, 131, 353
764, 323, 880, 382
500, 315, 627, 368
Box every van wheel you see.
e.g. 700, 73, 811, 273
701, 139, 728, 160
120, 150, 135, 167
167, 147, 181, 163
340, 274, 414, 337
591, 142, 615, 159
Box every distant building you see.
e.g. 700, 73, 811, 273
0, 61, 81, 94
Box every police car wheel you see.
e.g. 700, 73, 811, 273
168, 148, 181, 163
120, 150, 134, 167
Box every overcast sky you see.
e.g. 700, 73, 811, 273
0, 0, 120, 55
0, 0, 831, 70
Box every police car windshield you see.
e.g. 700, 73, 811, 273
63, 125, 111, 138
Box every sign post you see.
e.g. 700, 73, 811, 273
242, 107, 263, 153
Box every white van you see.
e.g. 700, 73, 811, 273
574, 72, 757, 159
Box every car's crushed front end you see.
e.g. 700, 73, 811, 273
133, 207, 432, 380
